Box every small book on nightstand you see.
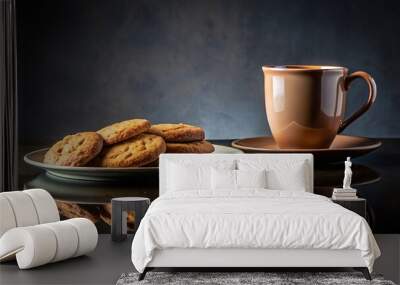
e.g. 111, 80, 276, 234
332, 187, 358, 200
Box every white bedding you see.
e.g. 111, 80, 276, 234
131, 190, 380, 273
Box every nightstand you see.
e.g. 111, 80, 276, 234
111, 197, 150, 242
332, 198, 367, 219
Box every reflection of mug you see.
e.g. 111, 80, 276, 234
262, 65, 377, 149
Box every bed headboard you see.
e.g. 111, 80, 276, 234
159, 153, 313, 196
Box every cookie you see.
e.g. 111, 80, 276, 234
143, 159, 159, 167
148, 123, 205, 142
43, 132, 103, 166
95, 134, 166, 167
97, 119, 151, 145
100, 203, 135, 230
56, 201, 99, 223
166, 140, 215, 153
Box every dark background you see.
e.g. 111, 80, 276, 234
14, 0, 400, 236
16, 0, 400, 146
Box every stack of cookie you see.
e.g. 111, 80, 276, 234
95, 119, 166, 167
43, 119, 165, 167
148, 123, 215, 154
43, 119, 214, 168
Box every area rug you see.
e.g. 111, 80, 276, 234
116, 272, 396, 285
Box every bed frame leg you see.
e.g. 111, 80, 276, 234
354, 267, 371, 280
138, 268, 148, 281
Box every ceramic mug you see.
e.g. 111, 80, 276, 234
262, 65, 377, 149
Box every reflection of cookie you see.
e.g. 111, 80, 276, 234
148, 123, 204, 142
56, 201, 99, 223
143, 159, 159, 167
97, 119, 151, 145
166, 140, 215, 153
100, 203, 135, 230
96, 134, 166, 167
44, 132, 103, 166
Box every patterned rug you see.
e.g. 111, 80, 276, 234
117, 271, 396, 285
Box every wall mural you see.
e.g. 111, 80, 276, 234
17, 0, 400, 236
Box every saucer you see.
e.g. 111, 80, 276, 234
231, 135, 382, 163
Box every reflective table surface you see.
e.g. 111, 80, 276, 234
23, 139, 399, 234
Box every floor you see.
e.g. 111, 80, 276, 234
0, 235, 134, 285
374, 235, 400, 283
1, 234, 399, 285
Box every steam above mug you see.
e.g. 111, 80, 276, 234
262, 65, 377, 149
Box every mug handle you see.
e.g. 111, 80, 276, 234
338, 71, 377, 133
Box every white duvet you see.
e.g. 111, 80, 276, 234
131, 190, 380, 273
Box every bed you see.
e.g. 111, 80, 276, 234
131, 154, 380, 280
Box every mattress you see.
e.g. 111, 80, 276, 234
131, 190, 380, 273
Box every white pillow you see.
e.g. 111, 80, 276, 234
267, 161, 307, 191
236, 169, 267, 188
167, 160, 235, 192
211, 168, 236, 190
237, 159, 308, 191
211, 169, 267, 191
167, 163, 209, 191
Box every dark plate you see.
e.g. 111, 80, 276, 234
24, 145, 243, 181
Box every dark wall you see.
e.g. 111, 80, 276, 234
17, 0, 400, 145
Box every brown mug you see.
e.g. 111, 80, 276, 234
262, 65, 377, 149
